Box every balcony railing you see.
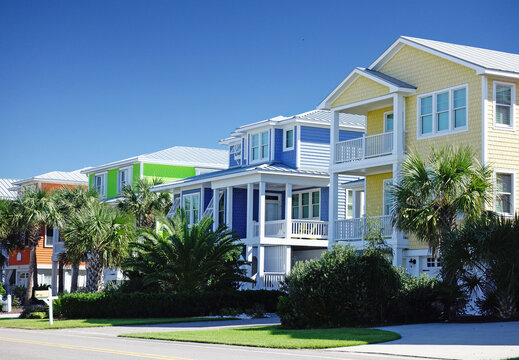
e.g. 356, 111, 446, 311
335, 215, 393, 241
252, 220, 328, 240
265, 220, 286, 237
264, 272, 285, 289
336, 132, 393, 164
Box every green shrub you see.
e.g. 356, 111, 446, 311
26, 312, 47, 319
278, 245, 400, 329
20, 305, 48, 319
58, 290, 282, 319
14, 286, 26, 302
0, 282, 6, 297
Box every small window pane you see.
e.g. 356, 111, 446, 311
496, 105, 511, 125
422, 115, 433, 134
437, 112, 449, 131
312, 205, 319, 217
252, 134, 259, 147
436, 92, 449, 112
302, 193, 309, 205
46, 227, 54, 237
302, 205, 309, 218
252, 147, 259, 160
496, 85, 511, 105
496, 194, 511, 214
262, 145, 268, 158
286, 129, 294, 148
184, 197, 191, 211
453, 88, 466, 108
312, 191, 320, 204
385, 113, 393, 132
497, 174, 512, 193
421, 96, 432, 115
261, 132, 269, 146
455, 108, 467, 128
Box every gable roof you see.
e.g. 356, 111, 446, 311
83, 146, 228, 174
0, 179, 19, 200
11, 169, 88, 188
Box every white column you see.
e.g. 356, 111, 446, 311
258, 245, 265, 288
246, 245, 253, 278
392, 246, 404, 267
328, 173, 339, 249
285, 246, 291, 275
330, 110, 340, 165
393, 93, 405, 160
51, 261, 58, 296
259, 181, 266, 240
212, 189, 219, 231
285, 183, 292, 241
246, 183, 254, 239
226, 186, 233, 228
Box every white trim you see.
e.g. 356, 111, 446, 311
382, 178, 393, 216
296, 125, 301, 168
139, 161, 144, 179
383, 111, 394, 133
283, 127, 295, 151
265, 193, 282, 220
332, 93, 395, 113
416, 84, 468, 140
493, 170, 515, 216
44, 226, 54, 248
182, 192, 201, 225
116, 166, 132, 195
92, 172, 107, 198
492, 80, 516, 131
482, 76, 488, 165
291, 188, 321, 220
249, 130, 270, 164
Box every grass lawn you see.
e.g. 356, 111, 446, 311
0, 317, 235, 330
120, 325, 401, 349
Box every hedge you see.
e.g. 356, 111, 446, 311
56, 290, 283, 319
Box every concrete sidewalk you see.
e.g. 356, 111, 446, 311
328, 321, 519, 360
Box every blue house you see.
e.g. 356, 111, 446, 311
151, 110, 365, 288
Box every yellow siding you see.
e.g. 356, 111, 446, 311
365, 172, 392, 216
486, 77, 519, 212
332, 76, 389, 108
379, 45, 482, 161
366, 106, 393, 136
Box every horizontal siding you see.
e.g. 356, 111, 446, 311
232, 188, 247, 238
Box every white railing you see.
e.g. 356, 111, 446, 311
292, 220, 328, 239
335, 215, 393, 241
264, 272, 285, 289
336, 132, 393, 164
265, 220, 286, 237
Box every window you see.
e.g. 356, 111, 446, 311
117, 168, 129, 194
346, 189, 353, 218
427, 257, 441, 267
284, 128, 294, 150
250, 131, 269, 162
494, 82, 515, 128
383, 179, 393, 216
418, 85, 467, 138
496, 172, 513, 215
384, 112, 394, 132
45, 226, 54, 247
218, 192, 225, 225
292, 190, 320, 219
183, 193, 200, 226
93, 174, 106, 197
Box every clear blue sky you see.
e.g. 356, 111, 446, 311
1, 0, 518, 178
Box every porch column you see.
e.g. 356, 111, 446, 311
285, 183, 292, 241
51, 261, 58, 296
259, 181, 266, 240
246, 183, 254, 239
226, 186, 233, 228
330, 110, 340, 164
258, 245, 265, 288
328, 173, 339, 249
246, 245, 253, 277
393, 93, 405, 160
285, 246, 291, 275
212, 189, 219, 231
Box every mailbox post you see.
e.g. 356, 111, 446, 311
35, 287, 58, 325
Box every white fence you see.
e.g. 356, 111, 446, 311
263, 272, 285, 289
336, 132, 393, 164
253, 220, 328, 240
335, 215, 393, 241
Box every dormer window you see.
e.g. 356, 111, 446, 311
93, 173, 106, 198
284, 127, 295, 151
251, 131, 269, 162
117, 168, 130, 194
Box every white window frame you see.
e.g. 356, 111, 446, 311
383, 178, 393, 216
283, 127, 295, 151
417, 84, 468, 139
117, 167, 132, 195
345, 189, 354, 219
494, 170, 515, 216
292, 189, 321, 220
493, 81, 515, 130
250, 130, 269, 163
93, 173, 107, 198
183, 193, 200, 226
383, 111, 394, 133
44, 226, 54, 248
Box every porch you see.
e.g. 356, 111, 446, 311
335, 215, 393, 241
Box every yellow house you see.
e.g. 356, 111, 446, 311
319, 36, 519, 276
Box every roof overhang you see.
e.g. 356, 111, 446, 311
83, 157, 227, 174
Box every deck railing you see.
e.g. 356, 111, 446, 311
252, 220, 328, 239
264, 272, 285, 289
265, 220, 286, 237
335, 215, 393, 241
335, 132, 393, 164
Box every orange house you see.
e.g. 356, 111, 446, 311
6, 169, 88, 293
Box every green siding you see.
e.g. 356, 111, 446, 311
107, 168, 119, 198
133, 163, 141, 184
143, 163, 196, 181
89, 174, 94, 190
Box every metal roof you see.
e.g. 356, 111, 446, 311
394, 36, 519, 75
0, 179, 19, 200
361, 68, 416, 89
12, 169, 88, 187
84, 146, 228, 174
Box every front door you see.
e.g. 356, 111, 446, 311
265, 194, 281, 221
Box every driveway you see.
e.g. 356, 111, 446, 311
328, 321, 519, 360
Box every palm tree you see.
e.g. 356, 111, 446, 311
52, 187, 99, 292
392, 146, 492, 254
123, 211, 249, 293
63, 200, 131, 292
118, 178, 171, 229
10, 188, 58, 303
0, 199, 25, 267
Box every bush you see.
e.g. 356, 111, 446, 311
14, 286, 26, 302
0, 282, 6, 297
20, 305, 48, 319
278, 245, 400, 329
57, 290, 282, 319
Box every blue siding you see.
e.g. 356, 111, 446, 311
229, 148, 238, 168
320, 187, 329, 221
274, 128, 297, 167
242, 138, 247, 166
232, 188, 247, 238
300, 126, 362, 144
339, 129, 362, 141
204, 188, 213, 211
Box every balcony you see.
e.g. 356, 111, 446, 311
336, 132, 393, 164
335, 215, 393, 241
253, 220, 328, 240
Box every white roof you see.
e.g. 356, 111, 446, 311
0, 179, 19, 200
84, 146, 228, 174
12, 169, 89, 187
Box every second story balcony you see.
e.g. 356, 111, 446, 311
336, 132, 393, 164
253, 219, 328, 240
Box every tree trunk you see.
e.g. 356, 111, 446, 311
58, 261, 64, 293
142, 213, 155, 230
25, 224, 41, 305
71, 263, 79, 292
86, 251, 104, 292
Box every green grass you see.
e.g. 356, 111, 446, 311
120, 325, 401, 349
0, 317, 235, 330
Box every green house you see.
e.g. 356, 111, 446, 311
82, 146, 228, 201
